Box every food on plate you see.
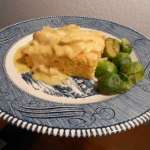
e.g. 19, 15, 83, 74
112, 52, 132, 69
103, 38, 120, 58
95, 60, 117, 78
120, 62, 144, 84
14, 24, 105, 85
96, 38, 144, 95
97, 73, 133, 95
120, 38, 132, 54
14, 24, 144, 95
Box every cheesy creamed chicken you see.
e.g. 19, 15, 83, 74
14, 24, 105, 85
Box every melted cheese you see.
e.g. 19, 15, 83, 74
14, 24, 105, 85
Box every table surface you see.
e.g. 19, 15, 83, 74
0, 0, 150, 149
0, 121, 150, 150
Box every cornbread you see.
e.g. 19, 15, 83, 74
14, 24, 105, 85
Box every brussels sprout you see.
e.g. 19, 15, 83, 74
120, 62, 144, 83
113, 52, 132, 69
119, 72, 129, 81
121, 80, 134, 91
95, 60, 117, 78
97, 73, 132, 95
128, 71, 144, 84
120, 38, 132, 54
120, 62, 144, 74
104, 38, 120, 58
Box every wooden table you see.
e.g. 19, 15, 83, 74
0, 122, 150, 150
0, 0, 150, 149
0, 119, 6, 129
30, 123, 150, 150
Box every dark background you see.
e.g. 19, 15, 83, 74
0, 123, 150, 150
0, 0, 150, 149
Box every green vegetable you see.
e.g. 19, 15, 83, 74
97, 73, 132, 95
128, 72, 144, 84
120, 38, 132, 54
95, 60, 117, 78
96, 37, 144, 95
104, 38, 120, 58
112, 52, 132, 69
121, 80, 134, 91
120, 62, 144, 83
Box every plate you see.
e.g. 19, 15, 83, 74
0, 16, 150, 137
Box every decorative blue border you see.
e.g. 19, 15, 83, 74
0, 108, 150, 137
0, 16, 150, 137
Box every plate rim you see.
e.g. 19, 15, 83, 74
0, 16, 150, 138
0, 107, 149, 137
0, 16, 150, 40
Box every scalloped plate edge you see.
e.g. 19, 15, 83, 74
0, 108, 150, 138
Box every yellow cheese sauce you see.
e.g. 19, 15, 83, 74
14, 24, 105, 85
14, 51, 68, 85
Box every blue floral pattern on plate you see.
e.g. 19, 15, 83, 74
21, 72, 97, 98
